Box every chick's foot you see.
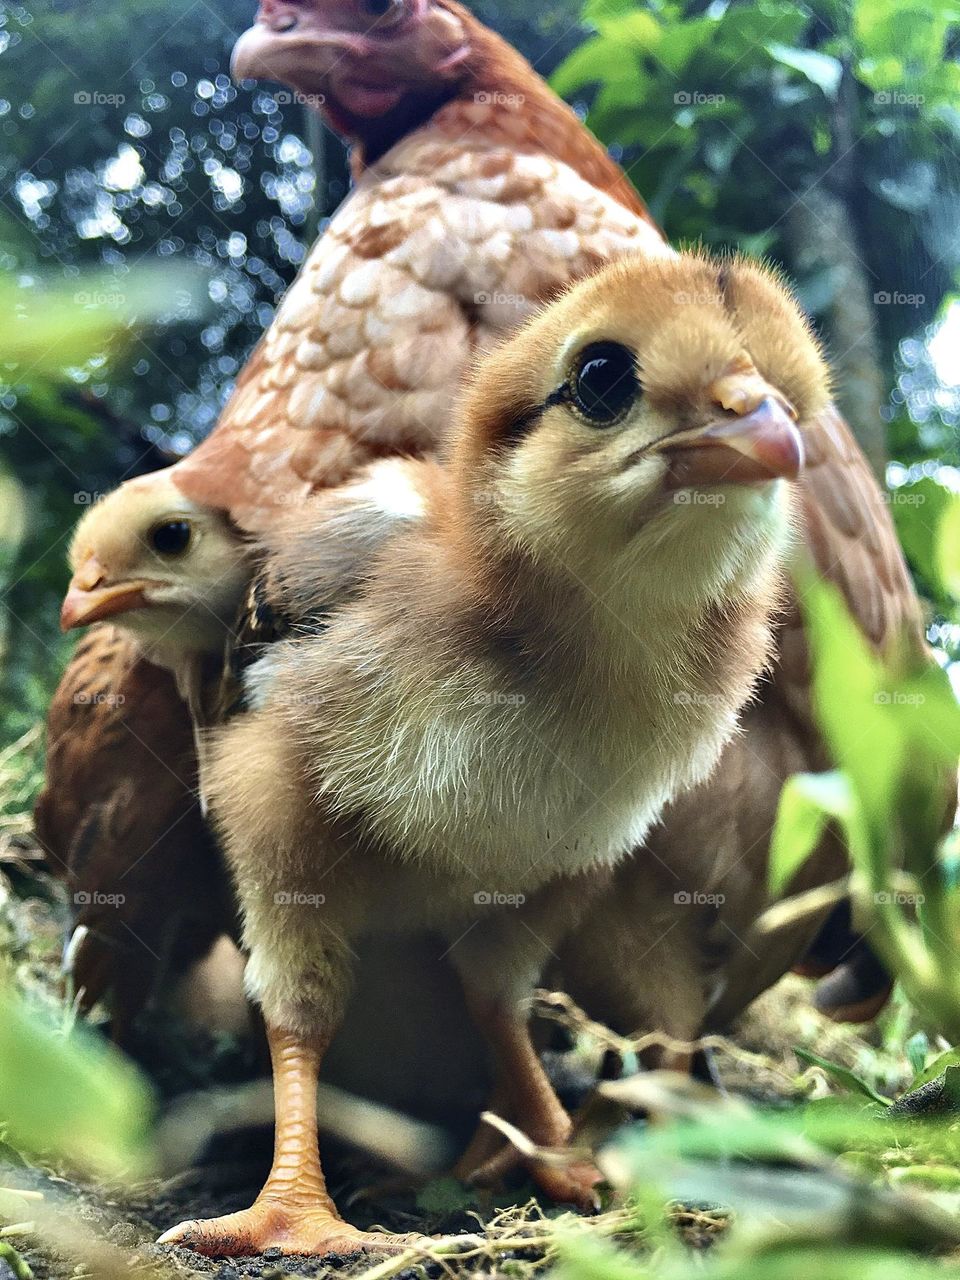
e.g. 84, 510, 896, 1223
468, 1139, 603, 1213
158, 1200, 419, 1258
527, 1160, 604, 1213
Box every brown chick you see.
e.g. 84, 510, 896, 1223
39, 474, 249, 1031
157, 249, 828, 1258
33, 626, 233, 1041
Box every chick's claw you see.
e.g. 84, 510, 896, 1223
528, 1161, 604, 1214
157, 1203, 421, 1258
467, 1144, 603, 1214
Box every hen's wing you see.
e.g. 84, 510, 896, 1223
35, 626, 232, 1043
775, 402, 922, 722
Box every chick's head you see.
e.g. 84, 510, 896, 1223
61, 470, 248, 666
453, 251, 830, 604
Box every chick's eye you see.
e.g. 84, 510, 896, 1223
361, 0, 406, 26
150, 520, 191, 556
570, 341, 640, 426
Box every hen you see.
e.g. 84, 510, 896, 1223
36, 0, 668, 1027
156, 249, 824, 1256
38, 0, 914, 1060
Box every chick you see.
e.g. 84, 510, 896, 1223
158, 250, 828, 1258
61, 470, 249, 709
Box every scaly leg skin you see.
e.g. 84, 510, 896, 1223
463, 996, 603, 1212
158, 1025, 419, 1258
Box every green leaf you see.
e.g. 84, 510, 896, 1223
890, 1164, 960, 1189
551, 36, 622, 96
905, 1031, 930, 1077
912, 1048, 960, 1089
0, 266, 207, 382
0, 1243, 32, 1280
0, 981, 154, 1177
891, 478, 955, 601
798, 576, 904, 862
766, 43, 843, 97
581, 0, 638, 28
854, 0, 954, 78
936, 494, 960, 600
770, 771, 860, 896
553, 1232, 654, 1280
794, 1047, 892, 1106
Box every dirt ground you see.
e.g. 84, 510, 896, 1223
0, 843, 911, 1280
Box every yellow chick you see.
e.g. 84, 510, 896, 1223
158, 249, 828, 1258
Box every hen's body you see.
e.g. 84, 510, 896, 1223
174, 128, 662, 528
38, 35, 663, 1028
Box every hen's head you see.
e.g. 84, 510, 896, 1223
453, 251, 830, 604
61, 471, 248, 668
232, 0, 474, 139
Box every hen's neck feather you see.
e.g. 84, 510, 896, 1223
350, 1, 651, 222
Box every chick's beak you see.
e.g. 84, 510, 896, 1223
60, 557, 151, 632
657, 365, 805, 489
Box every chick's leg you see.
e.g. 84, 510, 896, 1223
450, 883, 603, 1210
157, 712, 415, 1259
461, 992, 601, 1210
160, 1022, 414, 1257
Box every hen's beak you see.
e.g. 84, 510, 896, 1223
656, 363, 805, 488
60, 557, 151, 631
231, 2, 367, 87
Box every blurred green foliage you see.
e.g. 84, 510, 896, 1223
0, 976, 154, 1178
553, 0, 960, 467
767, 568, 960, 1039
